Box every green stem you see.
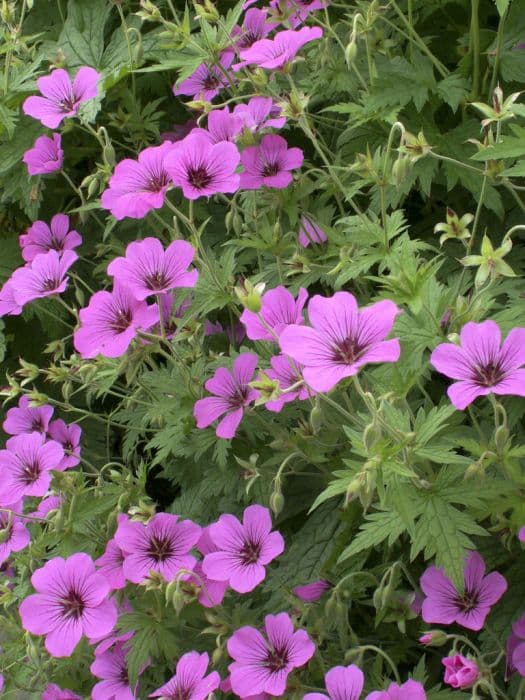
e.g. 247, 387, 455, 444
488, 7, 508, 96
469, 0, 481, 99
115, 3, 136, 97
359, 645, 401, 684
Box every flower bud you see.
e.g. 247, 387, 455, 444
234, 279, 265, 313
391, 155, 410, 185
419, 629, 448, 647
270, 489, 284, 517
494, 425, 509, 453
309, 400, 323, 433
345, 35, 358, 64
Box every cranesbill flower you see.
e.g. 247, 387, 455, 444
430, 320, 525, 410
23, 67, 100, 129
73, 283, 159, 359
507, 613, 525, 677
234, 8, 275, 49
279, 292, 401, 392
203, 504, 284, 593
19, 214, 82, 263
241, 286, 308, 340
270, 0, 328, 29
420, 551, 507, 631
265, 355, 310, 412
149, 651, 220, 699
3, 395, 54, 436
0, 432, 64, 504
47, 419, 81, 470
193, 526, 229, 608
193, 353, 259, 439
442, 655, 479, 689
114, 512, 201, 584
173, 52, 234, 102
292, 580, 331, 602
191, 106, 244, 144
0, 280, 23, 317
165, 133, 240, 199
365, 680, 426, 700
0, 500, 31, 565
240, 134, 304, 190
520, 527, 525, 542
304, 664, 364, 700
96, 515, 128, 591
31, 493, 62, 519
227, 612, 315, 697
235, 26, 323, 70
19, 552, 117, 657
41, 684, 82, 700
107, 238, 198, 301
10, 250, 78, 306
101, 142, 175, 220
90, 640, 142, 700
233, 97, 286, 132
23, 133, 63, 175
298, 215, 328, 247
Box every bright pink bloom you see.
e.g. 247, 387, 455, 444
173, 52, 234, 102
47, 419, 82, 470
292, 580, 331, 602
23, 133, 63, 175
507, 613, 525, 676
23, 67, 100, 129
19, 214, 82, 263
0, 280, 23, 316
365, 680, 426, 700
240, 134, 303, 189
0, 500, 30, 565
442, 655, 480, 689
107, 237, 198, 301
165, 133, 240, 199
0, 432, 64, 504
203, 504, 284, 593
191, 106, 244, 144
233, 97, 286, 132
101, 142, 175, 220
114, 512, 201, 584
227, 612, 315, 696
193, 353, 259, 439
3, 395, 54, 435
235, 26, 323, 70
304, 664, 364, 700
234, 8, 275, 49
149, 651, 220, 699
279, 292, 401, 392
74, 283, 158, 359
19, 553, 117, 657
420, 551, 507, 631
41, 684, 81, 700
193, 526, 229, 608
220, 676, 270, 700
10, 250, 77, 306
430, 320, 525, 410
31, 493, 62, 519
241, 286, 308, 340
265, 355, 310, 412
90, 640, 142, 700
298, 215, 327, 247
96, 515, 128, 591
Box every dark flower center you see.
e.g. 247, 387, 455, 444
265, 647, 289, 672
110, 308, 133, 333
202, 72, 220, 90
60, 589, 85, 619
187, 166, 213, 190
262, 162, 280, 177
334, 337, 364, 365
64, 441, 73, 454
21, 460, 42, 484
171, 687, 193, 700
31, 417, 44, 432
240, 538, 261, 564
147, 535, 173, 562
41, 278, 60, 292
50, 236, 65, 251
455, 588, 479, 613
145, 171, 170, 193
58, 95, 76, 112
119, 664, 129, 684
238, 31, 261, 49
473, 361, 504, 387
229, 387, 249, 409
145, 270, 170, 291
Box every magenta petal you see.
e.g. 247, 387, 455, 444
216, 407, 244, 438
447, 380, 489, 410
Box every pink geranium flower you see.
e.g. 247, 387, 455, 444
430, 320, 525, 410
203, 504, 284, 593
191, 106, 244, 144
107, 238, 198, 301
90, 640, 143, 700
265, 355, 310, 412
292, 580, 331, 602
41, 684, 81, 700
507, 613, 525, 677
270, 0, 327, 29
101, 142, 175, 220
420, 551, 507, 631
19, 214, 82, 263
233, 97, 286, 132
149, 651, 220, 699
193, 353, 259, 439
304, 664, 364, 700
74, 283, 159, 359
241, 286, 308, 340
0, 500, 31, 565
10, 250, 78, 306
234, 26, 323, 70
173, 52, 234, 102
298, 215, 328, 247
23, 67, 100, 129
0, 280, 23, 316
442, 655, 479, 689
165, 133, 240, 199
23, 133, 63, 175
192, 526, 229, 608
31, 493, 62, 519
19, 553, 117, 657
0, 432, 64, 504
240, 134, 304, 190
227, 612, 315, 696
3, 395, 54, 435
114, 512, 201, 584
96, 515, 128, 591
234, 8, 275, 49
279, 292, 401, 392
365, 680, 426, 700
47, 419, 82, 470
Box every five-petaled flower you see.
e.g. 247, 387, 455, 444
3, 395, 54, 436
149, 651, 220, 699
240, 134, 304, 190
235, 26, 323, 70
442, 654, 480, 689
19, 213, 82, 263
173, 52, 234, 102
240, 286, 308, 341
10, 250, 78, 307
23, 133, 64, 175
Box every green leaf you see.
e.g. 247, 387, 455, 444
471, 135, 525, 161
57, 0, 112, 69
436, 74, 470, 112
338, 509, 405, 562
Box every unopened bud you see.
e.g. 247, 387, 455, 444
345, 36, 358, 64
494, 425, 509, 453
391, 155, 410, 185
270, 490, 284, 517
419, 630, 448, 647
309, 402, 323, 433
